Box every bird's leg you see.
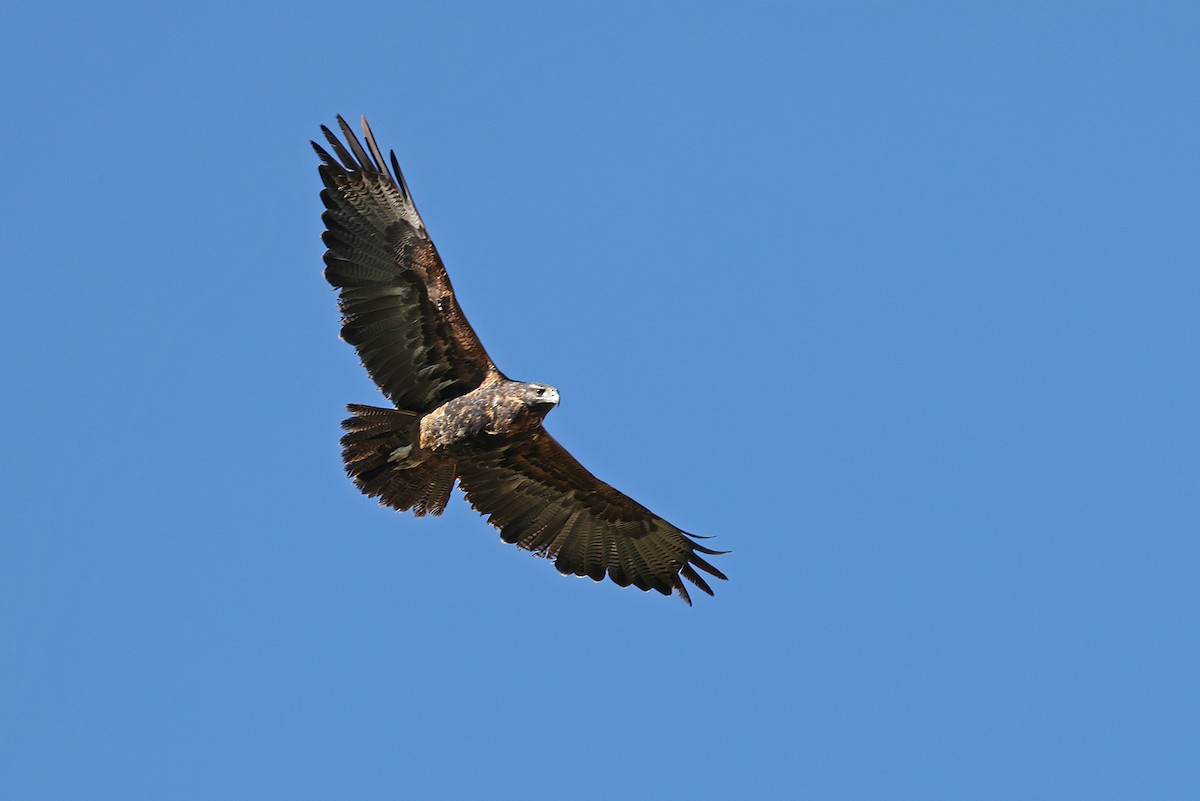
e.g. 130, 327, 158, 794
387, 443, 424, 469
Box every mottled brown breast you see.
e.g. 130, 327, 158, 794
419, 384, 544, 454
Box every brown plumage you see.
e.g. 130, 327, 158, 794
315, 116, 727, 604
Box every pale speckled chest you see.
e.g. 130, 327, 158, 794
419, 384, 542, 454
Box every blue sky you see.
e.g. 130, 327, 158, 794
3, 2, 1198, 798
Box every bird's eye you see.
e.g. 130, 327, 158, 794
535, 387, 545, 396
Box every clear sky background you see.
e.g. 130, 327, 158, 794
3, 2, 1197, 799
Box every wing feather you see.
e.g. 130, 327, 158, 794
456, 430, 728, 604
314, 116, 502, 411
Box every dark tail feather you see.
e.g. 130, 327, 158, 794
339, 404, 456, 517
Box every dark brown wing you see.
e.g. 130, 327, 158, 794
455, 429, 727, 604
314, 116, 502, 412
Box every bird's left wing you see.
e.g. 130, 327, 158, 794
314, 116, 502, 412
455, 430, 727, 604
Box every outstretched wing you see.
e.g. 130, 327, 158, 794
314, 116, 502, 412
455, 430, 727, 604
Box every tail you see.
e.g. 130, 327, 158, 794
339, 404, 457, 516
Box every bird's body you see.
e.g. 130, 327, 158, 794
315, 116, 726, 603
420, 382, 560, 454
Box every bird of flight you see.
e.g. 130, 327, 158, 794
314, 116, 727, 603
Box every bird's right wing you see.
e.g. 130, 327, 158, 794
455, 429, 728, 604
314, 116, 502, 411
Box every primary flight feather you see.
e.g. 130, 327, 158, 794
314, 116, 727, 604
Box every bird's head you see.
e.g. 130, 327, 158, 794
522, 382, 560, 413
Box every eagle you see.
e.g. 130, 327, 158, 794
314, 116, 727, 604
